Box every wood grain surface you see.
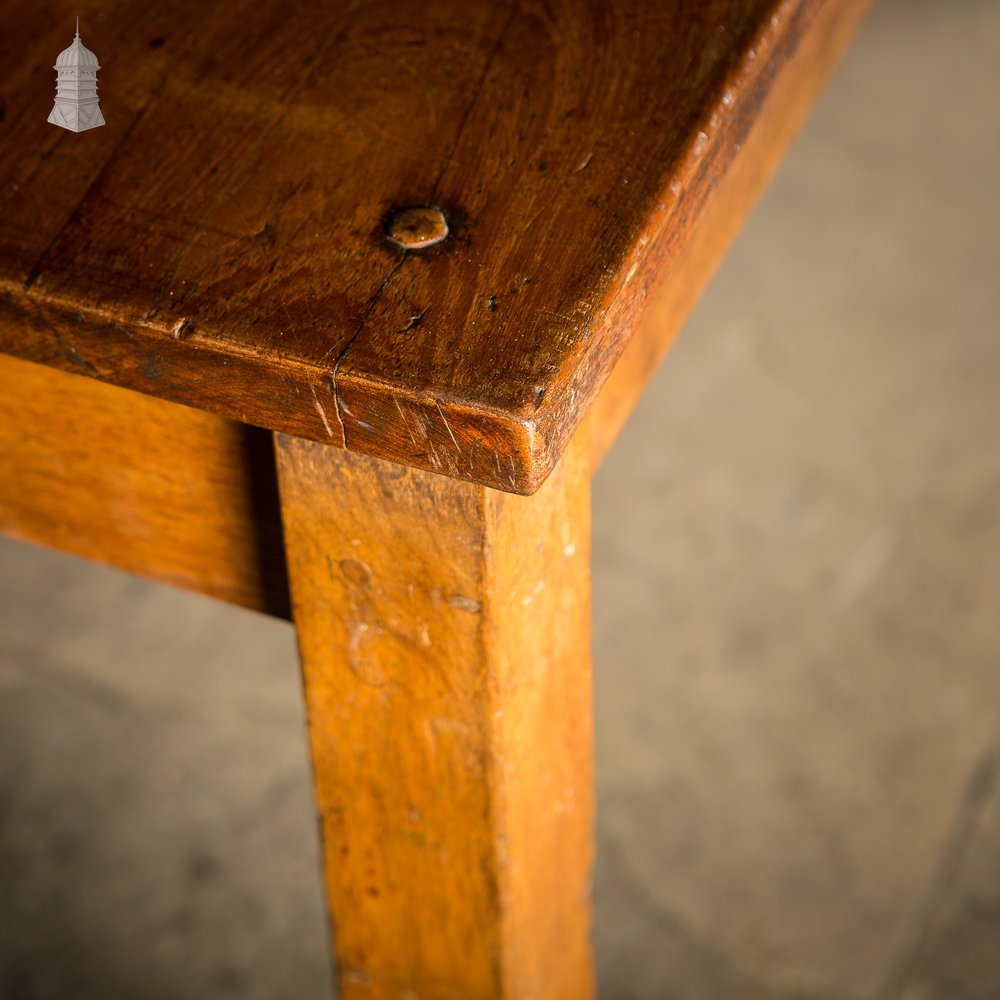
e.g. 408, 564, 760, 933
0, 0, 870, 492
590, 0, 873, 466
276, 429, 593, 998
0, 353, 289, 616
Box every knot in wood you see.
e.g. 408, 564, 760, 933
386, 206, 449, 250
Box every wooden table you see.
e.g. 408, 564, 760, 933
0, 0, 871, 995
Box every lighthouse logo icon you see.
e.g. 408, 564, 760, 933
48, 18, 105, 132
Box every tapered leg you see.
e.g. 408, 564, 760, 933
275, 431, 593, 999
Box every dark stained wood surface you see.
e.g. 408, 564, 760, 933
0, 0, 871, 492
0, 353, 290, 617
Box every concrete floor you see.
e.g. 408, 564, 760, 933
2, 0, 998, 996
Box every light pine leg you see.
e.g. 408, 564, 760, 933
275, 431, 594, 999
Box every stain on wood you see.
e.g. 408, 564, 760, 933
0, 0, 872, 494
275, 427, 593, 998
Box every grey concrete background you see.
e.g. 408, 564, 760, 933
2, 0, 998, 996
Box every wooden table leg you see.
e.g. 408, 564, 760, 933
275, 430, 594, 999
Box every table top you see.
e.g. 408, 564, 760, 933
1, 0, 837, 493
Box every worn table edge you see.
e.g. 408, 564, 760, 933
0, 0, 866, 495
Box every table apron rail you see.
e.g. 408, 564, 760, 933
0, 353, 290, 619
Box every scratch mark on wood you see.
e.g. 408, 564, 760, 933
434, 400, 460, 450
417, 619, 432, 648
51, 330, 99, 375
310, 384, 334, 437
401, 307, 428, 333
394, 397, 420, 446
469, 436, 483, 474
540, 308, 574, 322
